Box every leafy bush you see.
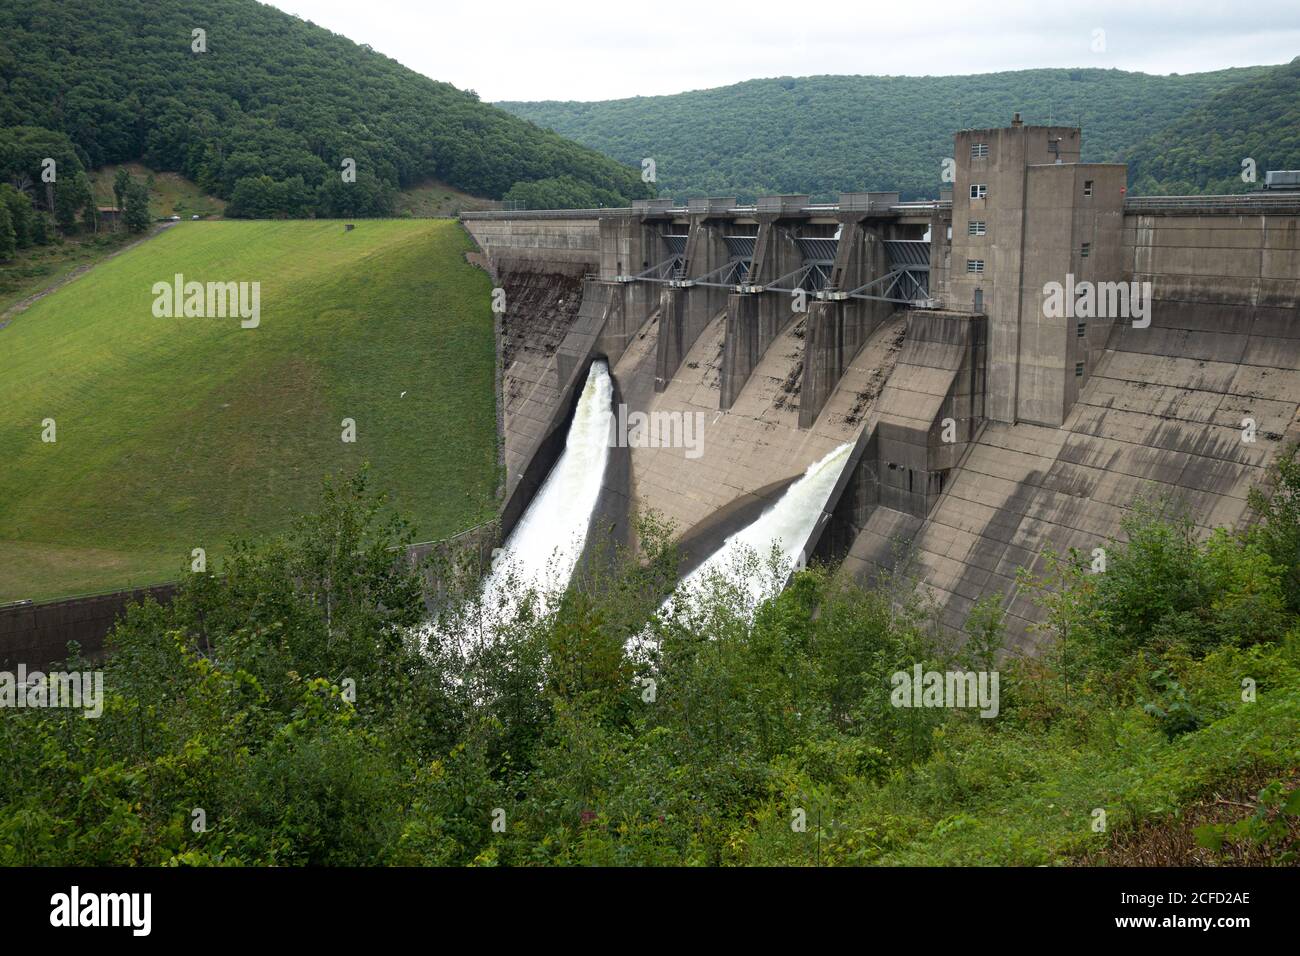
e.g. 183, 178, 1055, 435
2, 453, 1296, 866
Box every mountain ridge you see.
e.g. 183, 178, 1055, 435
499, 65, 1276, 199
0, 0, 652, 216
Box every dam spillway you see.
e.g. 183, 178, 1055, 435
465, 117, 1300, 652
471, 359, 613, 629
663, 441, 854, 620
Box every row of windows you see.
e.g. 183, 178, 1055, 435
965, 229, 1094, 260
969, 180, 1096, 199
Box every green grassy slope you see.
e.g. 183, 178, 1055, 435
0, 231, 142, 317
0, 220, 497, 601
499, 66, 1273, 199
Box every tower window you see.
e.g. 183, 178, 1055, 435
968, 219, 986, 236
970, 143, 989, 159
1075, 362, 1085, 378
1081, 242, 1091, 257
1083, 180, 1094, 197
970, 184, 987, 199
966, 259, 984, 274
1077, 321, 1086, 337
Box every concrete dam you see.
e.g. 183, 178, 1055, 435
465, 116, 1300, 653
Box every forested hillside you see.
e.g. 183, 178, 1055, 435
0, 0, 651, 217
500, 67, 1272, 200
1126, 57, 1300, 195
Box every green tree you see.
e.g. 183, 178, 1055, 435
112, 167, 132, 213
0, 202, 16, 261
1249, 443, 1300, 613
53, 172, 93, 233
0, 0, 651, 218
29, 209, 52, 245
0, 185, 35, 247
123, 178, 151, 233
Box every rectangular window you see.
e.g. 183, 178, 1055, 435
1077, 321, 1086, 337
970, 184, 987, 199
970, 143, 989, 159
1081, 242, 1091, 258
968, 219, 986, 236
946, 225, 953, 241
966, 259, 984, 274
1075, 362, 1085, 378
1083, 180, 1094, 197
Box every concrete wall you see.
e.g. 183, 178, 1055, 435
495, 261, 589, 499
1016, 162, 1126, 425
0, 524, 506, 671
854, 205, 1300, 651
462, 218, 601, 271
719, 220, 803, 409
655, 217, 731, 391
872, 310, 986, 516
799, 224, 893, 428
0, 586, 178, 669
945, 122, 1114, 427
1125, 211, 1300, 308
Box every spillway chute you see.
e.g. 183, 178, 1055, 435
636, 441, 854, 651
424, 359, 613, 654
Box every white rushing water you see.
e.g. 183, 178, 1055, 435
657, 441, 854, 625
475, 359, 613, 625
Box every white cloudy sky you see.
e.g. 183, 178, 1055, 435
267, 0, 1299, 102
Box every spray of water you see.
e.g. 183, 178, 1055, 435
483, 359, 613, 615
426, 360, 612, 653
655, 441, 854, 627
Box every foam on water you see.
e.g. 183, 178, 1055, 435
426, 360, 612, 652
480, 359, 613, 618
656, 441, 854, 625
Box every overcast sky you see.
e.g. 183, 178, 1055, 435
267, 0, 1300, 102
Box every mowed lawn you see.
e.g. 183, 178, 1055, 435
0, 220, 498, 601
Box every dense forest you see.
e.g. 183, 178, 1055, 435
0, 0, 652, 219
1126, 57, 1300, 195
500, 66, 1276, 200
2, 450, 1296, 866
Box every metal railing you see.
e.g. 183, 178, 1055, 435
460, 199, 952, 221
1124, 193, 1300, 212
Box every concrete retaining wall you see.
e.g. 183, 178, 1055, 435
461, 218, 601, 271
0, 585, 178, 668
1, 525, 507, 671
